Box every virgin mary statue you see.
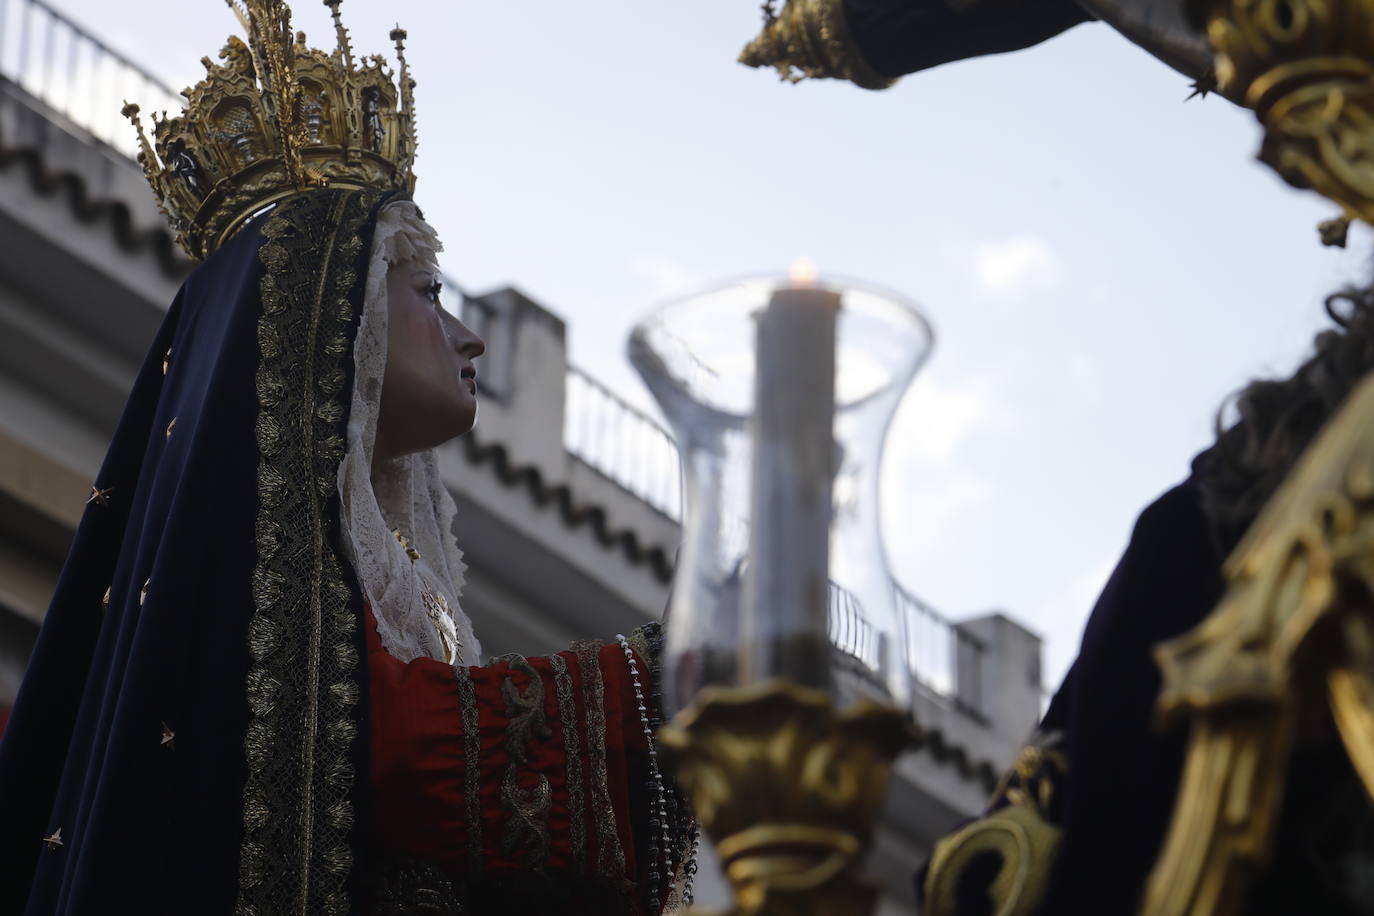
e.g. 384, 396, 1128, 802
0, 2, 695, 913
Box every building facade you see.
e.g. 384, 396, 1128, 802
0, 6, 1042, 910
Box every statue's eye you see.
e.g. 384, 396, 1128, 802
425, 281, 443, 307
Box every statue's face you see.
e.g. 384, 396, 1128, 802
374, 259, 484, 463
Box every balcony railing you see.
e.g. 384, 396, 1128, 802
0, 0, 180, 153
562, 367, 986, 714
565, 366, 683, 521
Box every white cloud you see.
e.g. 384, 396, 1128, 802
972, 238, 1061, 297
882, 369, 1016, 551
1067, 555, 1117, 612
631, 256, 705, 300
1037, 553, 1120, 692
892, 370, 1018, 470
893, 475, 994, 550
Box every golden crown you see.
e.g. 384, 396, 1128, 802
123, 0, 418, 260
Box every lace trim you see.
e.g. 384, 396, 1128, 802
550, 652, 588, 871
238, 189, 378, 915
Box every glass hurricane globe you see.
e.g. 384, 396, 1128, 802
629, 272, 933, 716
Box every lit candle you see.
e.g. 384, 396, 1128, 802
740, 258, 840, 690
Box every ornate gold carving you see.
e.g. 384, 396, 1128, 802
496, 654, 553, 869
549, 652, 589, 871
1197, 0, 1374, 223
922, 737, 1066, 916
738, 0, 895, 90
658, 679, 913, 915
573, 639, 627, 883
238, 189, 374, 916
122, 0, 418, 260
1142, 368, 1374, 916
452, 662, 482, 872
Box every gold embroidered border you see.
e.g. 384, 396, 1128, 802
549, 652, 587, 871
573, 639, 626, 882
453, 663, 482, 872
238, 189, 379, 915
366, 854, 464, 915
497, 654, 552, 869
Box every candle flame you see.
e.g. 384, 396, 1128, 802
790, 256, 818, 287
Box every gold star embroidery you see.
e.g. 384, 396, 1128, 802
162, 347, 172, 375
139, 579, 150, 606
165, 417, 177, 439
42, 828, 63, 852
101, 586, 111, 611
161, 722, 176, 751
86, 485, 113, 507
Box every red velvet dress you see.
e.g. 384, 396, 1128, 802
363, 607, 687, 914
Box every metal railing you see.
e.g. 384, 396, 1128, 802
561, 367, 985, 713
899, 586, 985, 714
827, 581, 985, 715
564, 366, 683, 520
0, 0, 180, 154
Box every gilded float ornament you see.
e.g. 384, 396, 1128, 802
737, 0, 895, 90
1142, 370, 1374, 916
657, 680, 914, 916
1195, 0, 1374, 223
922, 738, 1066, 916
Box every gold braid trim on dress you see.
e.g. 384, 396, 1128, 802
239, 188, 379, 915
549, 652, 589, 871
497, 654, 553, 869
453, 662, 483, 872
738, 0, 895, 90
573, 639, 628, 884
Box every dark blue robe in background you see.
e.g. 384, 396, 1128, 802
0, 188, 392, 914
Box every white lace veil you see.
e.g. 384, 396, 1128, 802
336, 199, 481, 665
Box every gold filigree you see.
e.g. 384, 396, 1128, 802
237, 188, 376, 915
453, 662, 482, 872
497, 654, 553, 869
658, 679, 914, 916
573, 639, 627, 883
123, 0, 418, 260
1142, 368, 1374, 916
922, 736, 1066, 916
1196, 0, 1374, 224
738, 0, 894, 90
549, 652, 589, 871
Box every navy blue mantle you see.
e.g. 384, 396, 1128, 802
0, 188, 393, 914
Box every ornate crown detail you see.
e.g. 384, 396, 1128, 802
123, 0, 418, 260
1193, 0, 1374, 226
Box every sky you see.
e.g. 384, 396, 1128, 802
22, 0, 1374, 694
